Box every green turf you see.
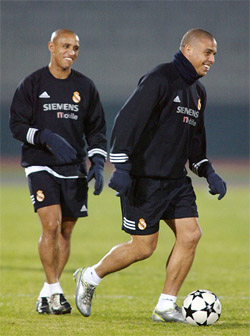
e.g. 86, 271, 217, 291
0, 178, 249, 335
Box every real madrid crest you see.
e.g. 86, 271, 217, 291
36, 190, 45, 202
138, 218, 147, 230
197, 98, 201, 110
72, 91, 81, 103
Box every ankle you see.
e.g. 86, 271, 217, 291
83, 267, 102, 286
156, 294, 177, 311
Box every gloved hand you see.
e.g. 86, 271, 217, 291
38, 129, 77, 164
108, 162, 132, 197
87, 155, 105, 195
206, 172, 227, 200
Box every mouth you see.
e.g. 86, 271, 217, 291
203, 64, 210, 72
64, 57, 73, 63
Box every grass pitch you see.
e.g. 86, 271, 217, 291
0, 163, 249, 335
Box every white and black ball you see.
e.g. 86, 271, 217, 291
182, 289, 221, 326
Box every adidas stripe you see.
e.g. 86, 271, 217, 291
26, 128, 38, 145
109, 153, 129, 163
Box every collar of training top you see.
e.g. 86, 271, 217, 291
173, 50, 201, 85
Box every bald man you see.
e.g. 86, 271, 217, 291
73, 29, 226, 323
10, 29, 107, 314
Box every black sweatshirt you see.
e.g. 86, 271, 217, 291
110, 51, 211, 179
10, 66, 107, 174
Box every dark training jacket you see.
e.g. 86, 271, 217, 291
110, 59, 211, 179
10, 66, 107, 175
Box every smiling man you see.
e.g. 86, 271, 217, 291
180, 29, 217, 76
73, 29, 226, 323
48, 30, 80, 77
10, 29, 107, 315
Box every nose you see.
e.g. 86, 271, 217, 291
69, 48, 76, 56
209, 54, 215, 64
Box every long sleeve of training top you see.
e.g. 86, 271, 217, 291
10, 66, 107, 169
187, 93, 211, 176
110, 62, 209, 179
110, 69, 164, 164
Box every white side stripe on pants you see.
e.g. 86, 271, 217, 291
123, 217, 136, 230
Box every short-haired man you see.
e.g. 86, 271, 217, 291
10, 29, 107, 315
73, 28, 226, 323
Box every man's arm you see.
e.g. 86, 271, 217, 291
10, 78, 36, 144
84, 85, 107, 161
109, 72, 162, 164
84, 85, 107, 195
109, 72, 162, 195
9, 78, 77, 164
188, 93, 226, 200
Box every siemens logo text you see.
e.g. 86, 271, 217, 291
43, 103, 79, 112
176, 106, 199, 118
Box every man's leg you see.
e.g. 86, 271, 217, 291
163, 217, 202, 295
37, 205, 62, 284
37, 205, 72, 314
152, 217, 201, 323
74, 232, 159, 317
58, 217, 77, 279
95, 232, 159, 278
94, 217, 200, 293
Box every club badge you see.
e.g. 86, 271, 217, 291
138, 218, 147, 230
72, 91, 81, 103
197, 98, 201, 110
36, 190, 45, 202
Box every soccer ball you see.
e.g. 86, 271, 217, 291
182, 289, 221, 326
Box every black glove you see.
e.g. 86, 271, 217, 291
87, 155, 105, 195
37, 129, 77, 164
198, 161, 227, 200
206, 172, 227, 200
108, 162, 132, 197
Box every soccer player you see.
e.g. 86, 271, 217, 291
9, 29, 107, 315
73, 28, 226, 323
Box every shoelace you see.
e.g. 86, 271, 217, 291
81, 280, 96, 305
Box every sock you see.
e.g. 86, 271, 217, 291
83, 266, 102, 286
48, 282, 64, 296
156, 294, 177, 311
39, 282, 50, 298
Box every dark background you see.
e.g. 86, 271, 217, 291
1, 1, 249, 159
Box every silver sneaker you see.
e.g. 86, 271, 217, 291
152, 304, 186, 323
49, 293, 72, 315
73, 268, 96, 317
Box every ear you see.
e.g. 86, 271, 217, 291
181, 44, 192, 59
184, 44, 193, 57
48, 41, 54, 53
